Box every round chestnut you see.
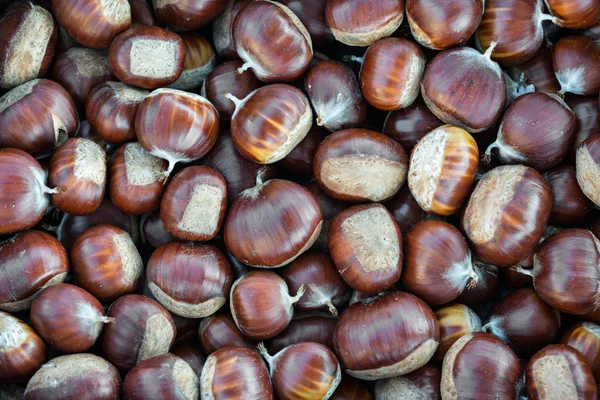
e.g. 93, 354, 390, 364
514, 45, 561, 94
280, 126, 326, 175
553, 35, 600, 96
152, 0, 226, 31
170, 344, 206, 377
545, 165, 593, 225
560, 322, 600, 382
265, 314, 336, 354
199, 311, 256, 354
212, 0, 252, 60
278, 0, 333, 45
129, 0, 156, 27
435, 304, 482, 362
383, 100, 444, 152
545, 0, 600, 29
0, 311, 46, 383
567, 95, 600, 161
384, 185, 428, 234
168, 32, 216, 91
331, 374, 373, 400
375, 365, 441, 399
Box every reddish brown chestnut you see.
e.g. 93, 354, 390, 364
514, 45, 561, 94
278, 0, 333, 45
51, 0, 131, 48
24, 354, 121, 399
199, 311, 256, 354
129, 0, 156, 27
313, 128, 408, 202
408, 125, 479, 215
168, 32, 215, 91
49, 138, 107, 215
141, 211, 175, 248
577, 134, 600, 207
560, 322, 600, 382
212, 0, 252, 59
375, 365, 442, 399
71, 225, 143, 302
526, 344, 598, 399
265, 314, 336, 354
109, 26, 186, 89
383, 101, 444, 152
200, 346, 274, 399
30, 283, 112, 353
545, 0, 600, 29
153, 0, 226, 31
0, 311, 46, 383
259, 342, 341, 400
334, 292, 439, 380
456, 261, 500, 307
553, 36, 600, 96
545, 165, 593, 225
0, 1, 57, 89
170, 344, 206, 377
123, 354, 199, 400
461, 165, 552, 267
567, 95, 600, 161
102, 294, 176, 372
224, 179, 322, 268
233, 0, 313, 82
329, 203, 402, 294
280, 126, 326, 175
384, 185, 428, 234
330, 374, 373, 400
435, 304, 482, 362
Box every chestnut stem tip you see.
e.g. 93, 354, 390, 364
290, 284, 306, 305
327, 301, 338, 317
224, 93, 242, 109
483, 41, 498, 60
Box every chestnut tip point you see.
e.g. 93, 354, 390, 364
483, 41, 498, 60
290, 284, 307, 305
236, 63, 251, 75
224, 92, 242, 109
327, 301, 339, 317
510, 265, 533, 277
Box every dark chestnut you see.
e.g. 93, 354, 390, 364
152, 0, 226, 31
199, 311, 256, 354
129, 0, 156, 27
0, 311, 46, 383
168, 32, 215, 91
567, 95, 600, 161
553, 36, 600, 96
170, 344, 206, 377
384, 185, 428, 234
375, 365, 441, 399
265, 314, 336, 354
435, 304, 482, 362
514, 45, 561, 94
212, 0, 252, 60
278, 0, 333, 45
330, 374, 373, 400
456, 261, 500, 306
545, 165, 593, 225
383, 100, 444, 152
280, 126, 326, 175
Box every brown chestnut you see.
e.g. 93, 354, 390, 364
375, 365, 442, 399
384, 185, 428, 234
383, 100, 444, 152
545, 0, 600, 29
265, 314, 336, 354
233, 0, 313, 82
278, 0, 333, 45
0, 311, 46, 383
168, 32, 215, 91
554, 36, 600, 96
567, 95, 600, 161
141, 211, 175, 248
435, 304, 482, 362
461, 165, 552, 267
514, 45, 561, 94
199, 311, 256, 354
545, 165, 593, 225
152, 0, 226, 31
280, 126, 326, 175
577, 134, 600, 207
129, 0, 156, 27
71, 225, 143, 302
560, 322, 600, 382
212, 0, 252, 60
330, 374, 373, 400
170, 344, 206, 377
456, 260, 500, 307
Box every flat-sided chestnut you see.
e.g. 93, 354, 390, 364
170, 344, 206, 377
409, 125, 478, 215
485, 92, 576, 170
51, 0, 131, 48
421, 45, 506, 133
109, 26, 186, 89
199, 311, 256, 354
567, 95, 600, 161
358, 37, 425, 111
0, 149, 57, 235
265, 314, 337, 354
259, 342, 341, 400
435, 304, 482, 362
24, 354, 121, 399
230, 271, 305, 340
329, 203, 402, 294
560, 322, 600, 382
545, 165, 593, 225
383, 101, 444, 152
406, 0, 483, 50
456, 260, 500, 306
526, 345, 598, 399
0, 230, 68, 312
102, 294, 176, 372
147, 242, 233, 318
200, 346, 274, 399
0, 311, 46, 383
30, 283, 112, 353
0, 1, 57, 89
233, 0, 313, 82
153, 0, 226, 31
85, 81, 148, 144
403, 220, 478, 305
49, 138, 107, 215
577, 134, 600, 206
305, 60, 367, 131
325, 0, 404, 47
49, 47, 114, 109
168, 32, 216, 90
545, 0, 600, 29
313, 128, 408, 202
136, 88, 219, 179
334, 291, 439, 380
442, 332, 522, 399
514, 45, 561, 94
482, 288, 560, 356
553, 36, 600, 96
71, 225, 143, 302
224, 179, 322, 268
375, 365, 441, 400
123, 354, 198, 400
461, 165, 552, 267
110, 142, 165, 215
384, 185, 428, 234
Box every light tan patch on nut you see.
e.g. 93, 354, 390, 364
130, 39, 178, 78
531, 355, 578, 400
179, 184, 223, 237
576, 145, 600, 207
74, 139, 107, 185
124, 143, 163, 186
113, 232, 143, 283
137, 313, 174, 363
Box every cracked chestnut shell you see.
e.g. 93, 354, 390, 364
0, 311, 46, 383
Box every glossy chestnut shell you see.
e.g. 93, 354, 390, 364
545, 0, 600, 29
0, 311, 46, 383
383, 100, 444, 152
152, 0, 226, 31
545, 165, 593, 225
560, 322, 600, 382
198, 311, 256, 354
265, 314, 336, 354
168, 32, 216, 91
435, 304, 482, 362
553, 35, 600, 96
567, 95, 600, 161
384, 185, 428, 234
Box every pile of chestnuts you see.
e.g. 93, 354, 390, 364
1, 0, 600, 398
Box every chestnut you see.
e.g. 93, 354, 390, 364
435, 304, 482, 362
577, 134, 600, 207
129, 0, 156, 27
123, 354, 198, 400
278, 0, 333, 45
329, 203, 402, 294
109, 26, 186, 89
85, 81, 149, 145
334, 291, 439, 380
170, 344, 206, 377
325, 0, 404, 47
526, 344, 598, 399
51, 0, 131, 48
227, 84, 312, 164
280, 126, 326, 175
110, 142, 165, 215
560, 322, 600, 382
76, 120, 108, 150
304, 60, 367, 131
0, 311, 46, 383
0, 149, 57, 235
224, 179, 322, 268
553, 36, 600, 96
136, 88, 219, 180
49, 138, 107, 215
461, 165, 552, 267
212, 0, 252, 60
233, 0, 313, 82
485, 92, 576, 170
49, 47, 114, 110
152, 0, 226, 31
514, 45, 561, 94
406, 0, 483, 50
141, 212, 177, 248
567, 95, 600, 161
383, 100, 444, 152
0, 1, 57, 89
358, 37, 425, 111
198, 311, 256, 354
265, 314, 336, 354
71, 225, 143, 302
280, 251, 351, 316
102, 294, 176, 372
259, 342, 341, 400
313, 128, 408, 202
421, 45, 506, 133
545, 165, 593, 225
375, 365, 441, 399
0, 78, 78, 156
384, 185, 428, 234
456, 260, 500, 306
545, 0, 600, 29
503, 254, 534, 289
0, 230, 68, 312
200, 346, 274, 399
408, 125, 479, 215
331, 374, 373, 400
24, 354, 120, 399
403, 220, 477, 305
168, 32, 215, 91
147, 241, 233, 318
441, 332, 522, 399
